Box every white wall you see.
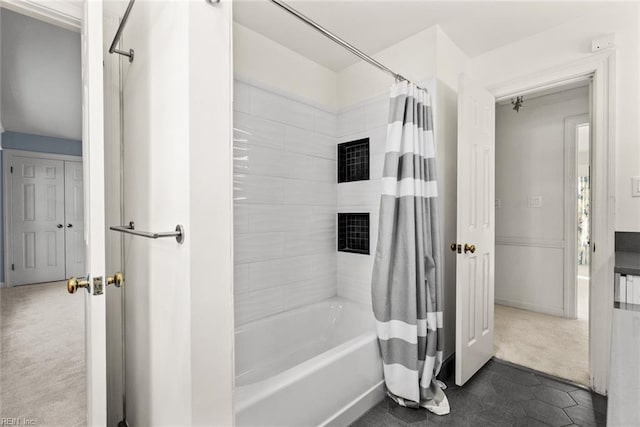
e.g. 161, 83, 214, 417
470, 2, 640, 232
234, 23, 338, 110
233, 79, 338, 325
0, 8, 81, 140
336, 25, 469, 109
106, 1, 234, 425
336, 26, 437, 109
495, 86, 589, 316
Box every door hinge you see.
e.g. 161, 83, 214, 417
11, 264, 14, 271
10, 166, 13, 173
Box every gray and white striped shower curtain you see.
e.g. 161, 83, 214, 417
372, 82, 449, 415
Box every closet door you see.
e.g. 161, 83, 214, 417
64, 160, 85, 278
10, 156, 66, 285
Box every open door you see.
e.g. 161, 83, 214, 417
75, 0, 107, 424
455, 74, 496, 386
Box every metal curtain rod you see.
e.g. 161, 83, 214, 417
109, 0, 136, 62
109, 0, 220, 62
269, 0, 414, 86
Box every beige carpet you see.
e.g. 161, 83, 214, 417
495, 304, 589, 385
0, 281, 86, 426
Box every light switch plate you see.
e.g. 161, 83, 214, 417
632, 176, 640, 197
528, 196, 543, 208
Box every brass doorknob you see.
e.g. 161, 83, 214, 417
464, 243, 476, 254
107, 272, 124, 288
67, 277, 90, 294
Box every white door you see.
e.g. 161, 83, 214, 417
455, 74, 496, 386
79, 0, 107, 424
65, 161, 85, 278
10, 156, 66, 285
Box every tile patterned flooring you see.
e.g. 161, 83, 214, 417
350, 360, 607, 427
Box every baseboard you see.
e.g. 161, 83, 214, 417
0, 282, 6, 288
495, 298, 565, 317
437, 352, 455, 382
321, 381, 386, 427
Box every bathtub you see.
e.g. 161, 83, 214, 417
234, 297, 385, 426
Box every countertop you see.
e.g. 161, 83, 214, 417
614, 251, 640, 276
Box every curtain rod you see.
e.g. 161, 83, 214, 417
109, 0, 136, 62
109, 0, 220, 63
269, 0, 419, 88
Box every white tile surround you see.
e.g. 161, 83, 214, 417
233, 79, 338, 325
233, 78, 390, 324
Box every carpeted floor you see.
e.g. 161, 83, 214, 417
0, 281, 86, 426
495, 303, 589, 385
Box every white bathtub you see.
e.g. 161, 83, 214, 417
234, 297, 385, 426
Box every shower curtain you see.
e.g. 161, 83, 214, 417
372, 82, 449, 415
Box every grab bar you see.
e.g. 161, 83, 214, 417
110, 221, 185, 244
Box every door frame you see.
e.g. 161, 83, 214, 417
0, 0, 81, 31
3, 149, 83, 287
564, 114, 591, 319
1, 1, 108, 424
491, 51, 615, 394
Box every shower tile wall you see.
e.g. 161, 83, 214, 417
336, 95, 389, 308
233, 79, 338, 325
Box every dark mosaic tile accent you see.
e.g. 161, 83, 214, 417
338, 138, 369, 183
338, 213, 370, 255
350, 360, 607, 427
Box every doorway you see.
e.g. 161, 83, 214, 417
4, 150, 84, 286
493, 81, 591, 385
0, 6, 87, 425
576, 122, 591, 322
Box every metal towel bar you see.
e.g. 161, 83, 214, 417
110, 221, 185, 244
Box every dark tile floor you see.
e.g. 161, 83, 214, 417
350, 359, 607, 427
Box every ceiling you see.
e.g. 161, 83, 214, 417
234, 1, 618, 71
1, 8, 81, 141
